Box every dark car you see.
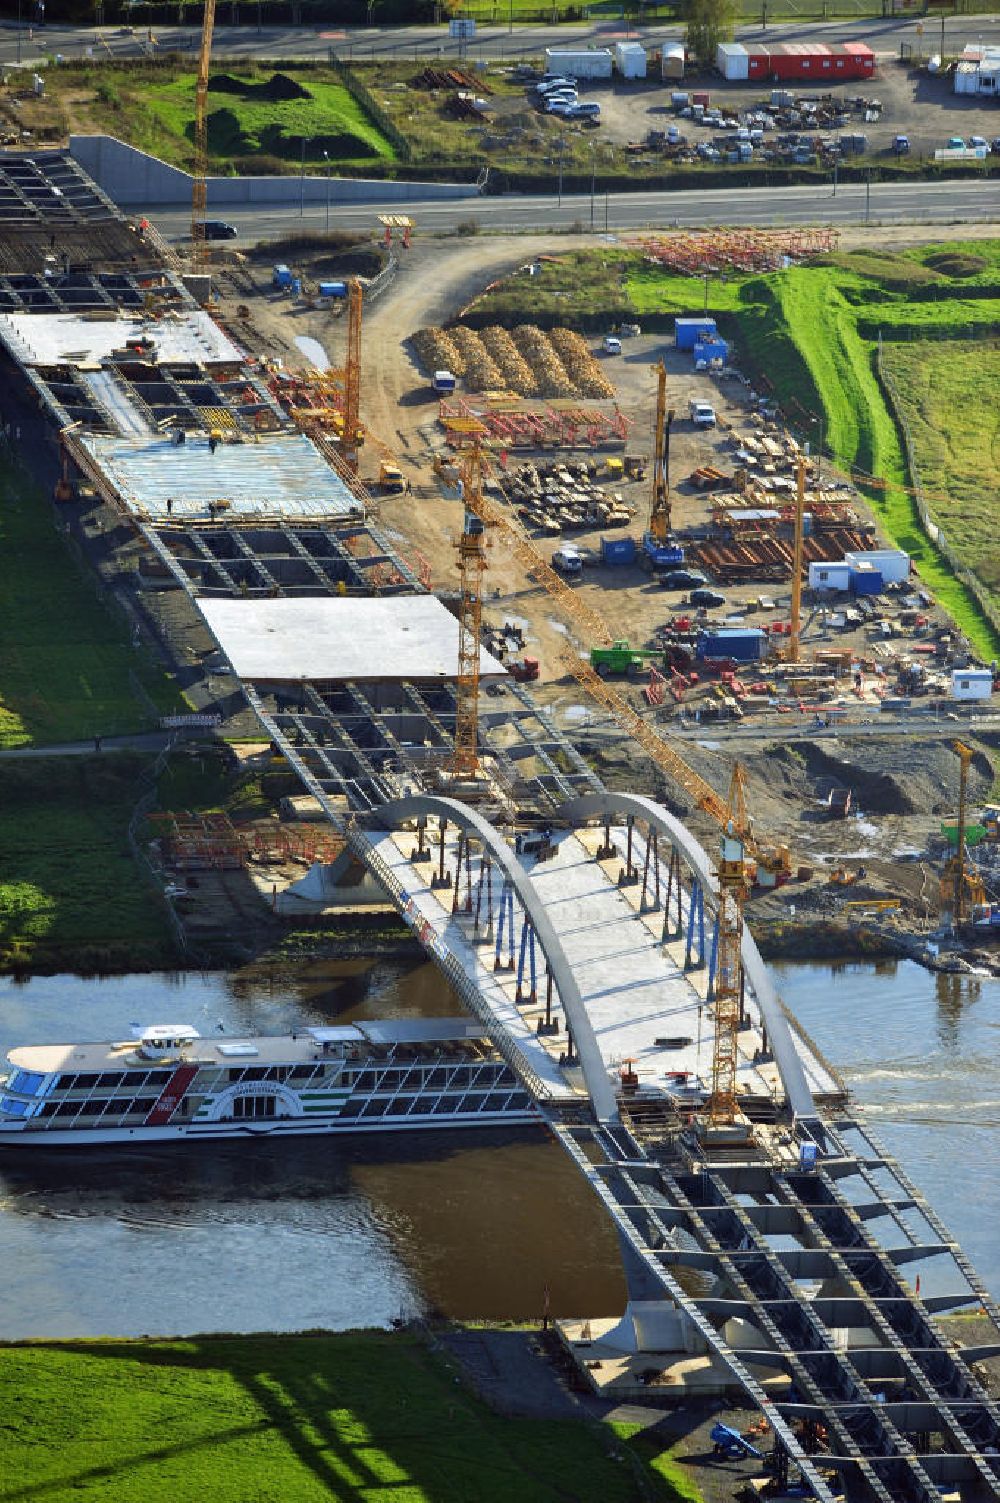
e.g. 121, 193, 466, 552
197, 220, 238, 240
660, 569, 708, 590
690, 587, 726, 608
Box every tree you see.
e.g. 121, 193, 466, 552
684, 0, 737, 71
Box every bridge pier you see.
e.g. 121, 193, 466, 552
276, 848, 392, 910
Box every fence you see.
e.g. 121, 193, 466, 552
327, 51, 413, 164
875, 337, 1000, 645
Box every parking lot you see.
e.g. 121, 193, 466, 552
520, 56, 1000, 164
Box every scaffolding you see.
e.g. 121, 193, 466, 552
636, 227, 839, 275
439, 397, 632, 451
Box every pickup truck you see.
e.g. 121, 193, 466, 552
689, 399, 716, 427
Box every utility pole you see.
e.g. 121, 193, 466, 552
589, 144, 596, 231
557, 136, 564, 207
300, 135, 306, 217
865, 170, 871, 223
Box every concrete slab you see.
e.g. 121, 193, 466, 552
0, 309, 242, 366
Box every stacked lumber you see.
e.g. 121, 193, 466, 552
512, 324, 574, 398
450, 325, 503, 389
412, 326, 464, 377
549, 327, 615, 399
481, 326, 537, 396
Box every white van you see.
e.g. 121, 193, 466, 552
602, 335, 622, 355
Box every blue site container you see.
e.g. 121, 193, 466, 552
318, 281, 347, 299
799, 1142, 819, 1171
693, 336, 729, 365
675, 316, 717, 350
272, 263, 293, 289
696, 628, 767, 663
601, 535, 637, 566
291, 277, 302, 296
850, 566, 882, 596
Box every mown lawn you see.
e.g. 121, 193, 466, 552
0, 455, 181, 749
0, 755, 177, 972
0, 1333, 702, 1503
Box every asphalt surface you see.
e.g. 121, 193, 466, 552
3, 15, 1000, 66
144, 176, 997, 242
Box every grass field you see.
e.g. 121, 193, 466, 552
0, 755, 177, 972
881, 341, 1000, 595
0, 1332, 702, 1503
0, 455, 181, 749
466, 240, 1000, 657
17, 61, 396, 172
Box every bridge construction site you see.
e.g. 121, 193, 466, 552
2, 147, 1000, 1502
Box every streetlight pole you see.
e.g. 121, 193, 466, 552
300, 135, 307, 217
323, 150, 330, 233
16, 0, 21, 64
590, 144, 596, 232
557, 136, 564, 207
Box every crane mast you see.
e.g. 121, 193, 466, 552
787, 453, 807, 665
340, 279, 363, 474
649, 360, 675, 542
190, 0, 217, 263
450, 445, 488, 778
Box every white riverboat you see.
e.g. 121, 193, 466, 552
0, 1020, 539, 1147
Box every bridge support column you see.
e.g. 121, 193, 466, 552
410, 817, 431, 864
451, 832, 473, 916
474, 852, 494, 942
537, 968, 559, 1036
430, 817, 452, 891
685, 878, 706, 971
662, 846, 684, 943
515, 917, 537, 1005
597, 818, 614, 861
494, 882, 516, 971
640, 828, 661, 913
618, 815, 638, 887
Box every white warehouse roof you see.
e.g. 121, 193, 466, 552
198, 595, 508, 684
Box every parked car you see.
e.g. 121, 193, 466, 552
947, 136, 966, 150
991, 137, 1000, 155
537, 78, 574, 94
690, 587, 726, 608
969, 135, 987, 149
660, 569, 707, 590
546, 99, 577, 116
197, 220, 238, 240
893, 134, 910, 154
567, 102, 601, 119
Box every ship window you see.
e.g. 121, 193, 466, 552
97, 1073, 123, 1088
73, 1074, 100, 1091
227, 1068, 245, 1083
131, 1098, 158, 1115
289, 1065, 316, 1081
53, 1100, 83, 1117
386, 1097, 410, 1115
10, 1070, 46, 1096
145, 1070, 172, 1086
437, 1094, 461, 1112
265, 1067, 289, 1082
233, 1094, 277, 1119
242, 1067, 267, 1082
409, 1096, 434, 1114
0, 1098, 27, 1117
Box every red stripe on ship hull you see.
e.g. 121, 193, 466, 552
144, 1065, 199, 1126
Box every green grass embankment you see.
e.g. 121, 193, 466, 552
0, 455, 181, 749
0, 1333, 702, 1503
0, 756, 177, 973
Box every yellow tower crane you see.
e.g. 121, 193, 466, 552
708, 765, 751, 1129
190, 0, 218, 264
339, 279, 364, 474
450, 445, 489, 778
648, 360, 675, 543
941, 741, 985, 925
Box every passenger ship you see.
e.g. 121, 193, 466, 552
0, 1019, 539, 1147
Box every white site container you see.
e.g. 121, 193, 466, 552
808, 561, 851, 592
716, 42, 749, 81
952, 668, 993, 701
661, 44, 686, 80
545, 47, 614, 79
615, 41, 647, 79
843, 548, 910, 586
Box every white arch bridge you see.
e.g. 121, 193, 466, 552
269, 770, 1000, 1503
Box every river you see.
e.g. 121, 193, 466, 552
0, 956, 995, 1338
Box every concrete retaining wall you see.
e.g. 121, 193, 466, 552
70, 135, 479, 208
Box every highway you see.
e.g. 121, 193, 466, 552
144, 177, 996, 241
3, 15, 1000, 66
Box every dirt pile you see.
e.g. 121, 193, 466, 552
209, 72, 312, 102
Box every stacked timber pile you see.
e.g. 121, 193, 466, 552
549, 327, 615, 399
412, 326, 464, 377
512, 324, 574, 398
481, 326, 536, 395
451, 326, 503, 389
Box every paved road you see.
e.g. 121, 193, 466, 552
3, 15, 1000, 66
145, 177, 996, 241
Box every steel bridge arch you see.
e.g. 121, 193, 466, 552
370, 794, 618, 1122
558, 792, 819, 1126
